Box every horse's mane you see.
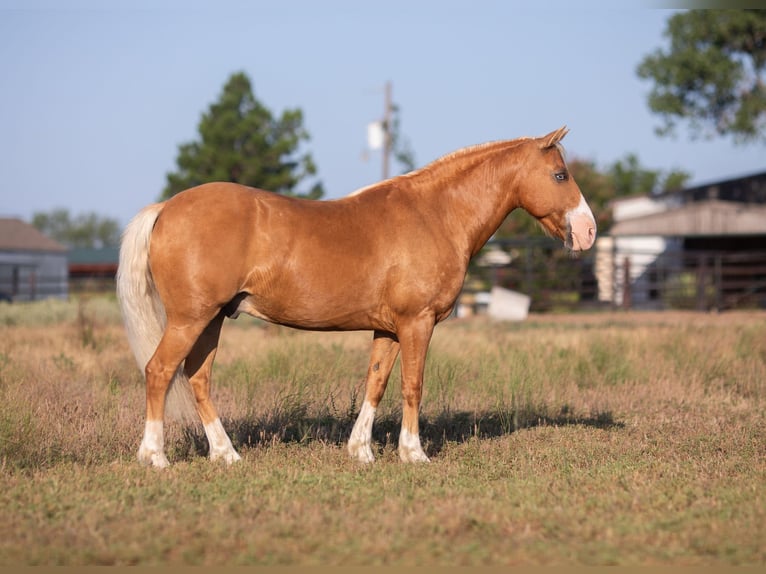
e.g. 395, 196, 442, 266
346, 137, 535, 198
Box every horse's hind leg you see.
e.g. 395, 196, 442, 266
348, 331, 400, 463
139, 319, 209, 468
184, 312, 240, 464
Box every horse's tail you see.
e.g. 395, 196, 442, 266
116, 203, 198, 424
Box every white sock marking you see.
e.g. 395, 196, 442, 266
348, 400, 377, 463
138, 419, 169, 468
398, 427, 430, 463
204, 418, 241, 464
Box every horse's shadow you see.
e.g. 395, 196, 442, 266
173, 404, 623, 461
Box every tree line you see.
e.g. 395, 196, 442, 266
33, 10, 765, 248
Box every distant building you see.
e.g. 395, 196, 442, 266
0, 218, 68, 301
68, 246, 119, 293
596, 170, 766, 310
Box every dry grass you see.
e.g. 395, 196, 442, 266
0, 297, 764, 565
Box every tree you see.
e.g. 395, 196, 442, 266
591, 154, 690, 229
637, 10, 766, 143
161, 72, 323, 200
609, 153, 690, 197
32, 209, 120, 248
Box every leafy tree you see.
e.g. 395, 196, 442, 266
32, 209, 120, 248
637, 10, 766, 143
609, 153, 690, 196
161, 72, 323, 200
590, 155, 689, 228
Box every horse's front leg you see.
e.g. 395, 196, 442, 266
396, 314, 435, 463
348, 330, 400, 463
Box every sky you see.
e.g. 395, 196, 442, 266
1, 1, 764, 228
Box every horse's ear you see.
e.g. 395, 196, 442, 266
539, 126, 569, 149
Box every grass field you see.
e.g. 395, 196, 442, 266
0, 296, 764, 565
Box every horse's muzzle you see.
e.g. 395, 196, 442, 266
566, 196, 597, 251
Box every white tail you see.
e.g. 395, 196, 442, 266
116, 203, 198, 424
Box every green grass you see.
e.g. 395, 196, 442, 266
0, 297, 764, 565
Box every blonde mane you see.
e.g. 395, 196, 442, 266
346, 136, 535, 198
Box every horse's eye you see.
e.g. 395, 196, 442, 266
554, 171, 569, 182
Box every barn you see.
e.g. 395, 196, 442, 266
0, 218, 68, 302
68, 246, 119, 294
595, 170, 766, 310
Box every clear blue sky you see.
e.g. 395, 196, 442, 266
1, 1, 764, 227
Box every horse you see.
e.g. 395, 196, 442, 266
116, 126, 596, 468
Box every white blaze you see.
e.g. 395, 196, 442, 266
567, 194, 597, 251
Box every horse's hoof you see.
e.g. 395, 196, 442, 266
398, 448, 431, 463
138, 448, 170, 469
211, 450, 242, 465
348, 441, 375, 464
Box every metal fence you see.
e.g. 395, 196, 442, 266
463, 238, 766, 313
606, 248, 766, 311
463, 237, 598, 313
0, 271, 67, 302
69, 276, 117, 295
3, 241, 765, 312
0, 269, 118, 302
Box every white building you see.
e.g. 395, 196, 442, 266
595, 170, 766, 310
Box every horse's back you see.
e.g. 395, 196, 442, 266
149, 183, 386, 327
149, 182, 466, 330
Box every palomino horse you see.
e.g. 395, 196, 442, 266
117, 126, 596, 468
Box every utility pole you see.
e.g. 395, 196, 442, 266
365, 81, 395, 180
382, 80, 393, 180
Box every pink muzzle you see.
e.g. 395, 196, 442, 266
566, 196, 597, 252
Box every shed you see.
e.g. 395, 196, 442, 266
0, 218, 68, 301
596, 169, 766, 310
68, 246, 119, 293
610, 200, 766, 237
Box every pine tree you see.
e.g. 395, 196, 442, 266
161, 72, 323, 200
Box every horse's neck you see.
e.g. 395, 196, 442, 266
411, 141, 525, 257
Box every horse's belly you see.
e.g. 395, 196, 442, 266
232, 292, 385, 332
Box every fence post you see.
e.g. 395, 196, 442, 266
524, 246, 533, 296
11, 266, 19, 298
622, 256, 631, 310
696, 254, 707, 311
30, 269, 37, 301
714, 254, 723, 311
